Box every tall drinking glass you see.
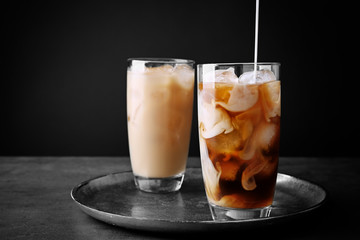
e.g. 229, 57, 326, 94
197, 63, 281, 220
127, 58, 195, 193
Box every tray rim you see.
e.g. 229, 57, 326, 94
70, 169, 327, 230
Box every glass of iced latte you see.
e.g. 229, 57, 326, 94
197, 63, 281, 220
127, 58, 195, 193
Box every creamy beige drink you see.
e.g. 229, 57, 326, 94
127, 58, 194, 192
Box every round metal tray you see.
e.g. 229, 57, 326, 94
71, 168, 326, 231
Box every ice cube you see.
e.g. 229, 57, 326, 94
199, 101, 234, 139
216, 84, 259, 112
205, 130, 245, 155
146, 64, 174, 74
203, 68, 238, 83
233, 106, 262, 160
256, 122, 277, 151
259, 80, 281, 121
217, 159, 241, 181
238, 70, 276, 84
173, 64, 194, 90
232, 105, 262, 132
173, 64, 192, 73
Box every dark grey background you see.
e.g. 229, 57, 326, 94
2, 0, 348, 157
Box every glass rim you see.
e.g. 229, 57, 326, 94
128, 58, 195, 64
197, 62, 281, 67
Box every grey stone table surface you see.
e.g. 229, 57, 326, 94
0, 156, 359, 239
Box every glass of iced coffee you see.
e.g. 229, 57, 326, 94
127, 58, 195, 193
197, 63, 281, 220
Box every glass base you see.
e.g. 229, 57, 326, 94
133, 172, 185, 193
209, 203, 272, 221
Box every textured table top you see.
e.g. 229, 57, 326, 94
1, 156, 359, 239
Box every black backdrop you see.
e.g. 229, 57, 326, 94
2, 0, 349, 157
